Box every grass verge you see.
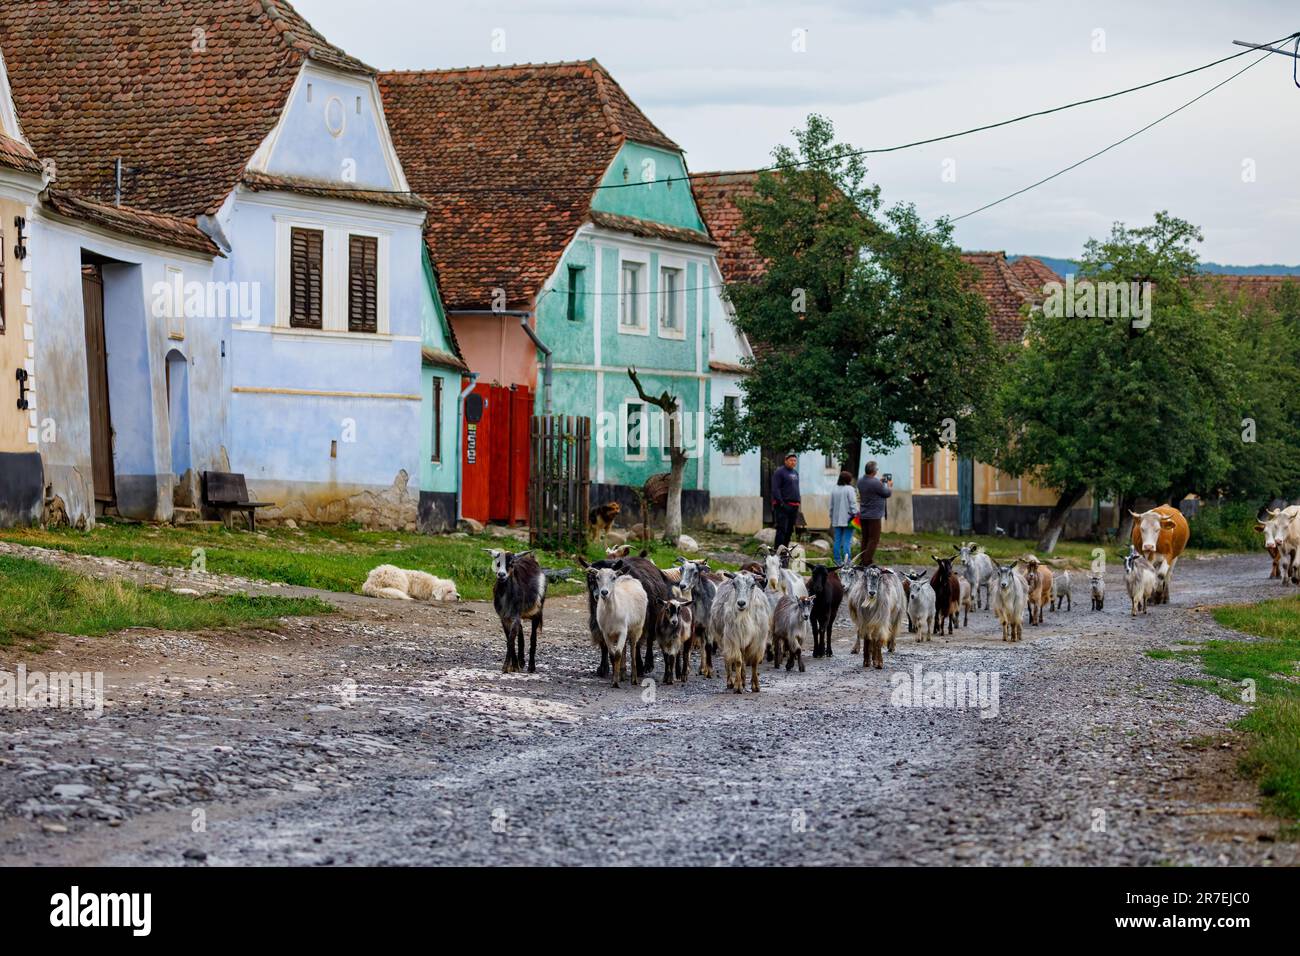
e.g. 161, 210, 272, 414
1187, 595, 1300, 832
0, 554, 331, 648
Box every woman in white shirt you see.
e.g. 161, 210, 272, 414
829, 470, 859, 565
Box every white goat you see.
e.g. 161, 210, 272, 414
956, 542, 995, 610
590, 566, 648, 688
1124, 548, 1158, 617
709, 571, 772, 694
991, 560, 1027, 642
763, 550, 808, 600
1089, 574, 1105, 611
849, 565, 905, 669
1051, 570, 1072, 612
905, 570, 936, 641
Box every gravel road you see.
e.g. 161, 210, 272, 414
0, 545, 1294, 866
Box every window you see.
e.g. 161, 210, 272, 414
721, 396, 739, 458
289, 227, 324, 329
920, 454, 936, 489
566, 266, 585, 322
430, 376, 443, 464
620, 262, 643, 329
659, 266, 682, 333
823, 454, 838, 472
348, 234, 379, 333
659, 409, 679, 457
625, 402, 645, 459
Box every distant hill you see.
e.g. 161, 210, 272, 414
1010, 255, 1300, 278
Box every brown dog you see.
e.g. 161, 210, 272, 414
588, 501, 621, 543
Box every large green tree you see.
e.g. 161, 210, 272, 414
709, 115, 998, 475
986, 212, 1248, 551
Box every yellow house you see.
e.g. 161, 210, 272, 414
0, 109, 43, 525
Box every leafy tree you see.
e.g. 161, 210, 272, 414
987, 212, 1248, 551
709, 115, 998, 476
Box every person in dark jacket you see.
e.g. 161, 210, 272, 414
771, 453, 801, 548
856, 460, 892, 565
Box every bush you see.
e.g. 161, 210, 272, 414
1187, 500, 1262, 552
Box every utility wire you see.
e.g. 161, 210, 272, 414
950, 46, 1276, 222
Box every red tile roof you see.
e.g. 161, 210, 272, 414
41, 188, 222, 257
1195, 273, 1299, 303
961, 251, 1055, 344
0, 0, 370, 219
240, 171, 430, 211
378, 60, 687, 311
1008, 255, 1063, 297
0, 131, 40, 175
693, 171, 768, 286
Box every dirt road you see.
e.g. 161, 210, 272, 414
0, 545, 1293, 865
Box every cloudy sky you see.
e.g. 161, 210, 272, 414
298, 0, 1298, 264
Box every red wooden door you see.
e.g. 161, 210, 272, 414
508, 386, 532, 524
461, 382, 534, 526
460, 380, 490, 525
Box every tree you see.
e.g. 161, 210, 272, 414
628, 367, 687, 543
987, 212, 1247, 552
709, 115, 998, 475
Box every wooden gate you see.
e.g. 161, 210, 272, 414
81, 266, 115, 504
529, 415, 590, 550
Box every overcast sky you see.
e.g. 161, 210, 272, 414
299, 0, 1298, 264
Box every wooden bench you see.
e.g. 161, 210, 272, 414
201, 471, 275, 531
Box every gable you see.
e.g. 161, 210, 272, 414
250, 64, 406, 192
591, 142, 707, 234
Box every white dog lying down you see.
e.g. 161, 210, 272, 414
362, 565, 460, 603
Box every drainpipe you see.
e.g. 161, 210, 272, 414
455, 371, 480, 524
446, 309, 550, 415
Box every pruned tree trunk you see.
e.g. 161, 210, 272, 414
1037, 484, 1086, 553
628, 366, 685, 544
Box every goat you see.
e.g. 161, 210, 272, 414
904, 570, 936, 641
849, 565, 905, 669
675, 559, 719, 678
763, 550, 808, 600
362, 564, 459, 603
1123, 547, 1158, 617
589, 566, 647, 688
956, 574, 973, 627
956, 543, 995, 610
771, 595, 811, 672
487, 549, 546, 673
777, 542, 808, 574
576, 555, 621, 677
1090, 574, 1105, 611
709, 570, 772, 693
990, 560, 1027, 642
653, 595, 693, 685
605, 543, 634, 560
930, 556, 962, 635
807, 564, 843, 658
612, 554, 672, 675
1051, 570, 1072, 612
1023, 559, 1053, 626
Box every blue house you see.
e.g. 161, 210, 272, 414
0, 0, 458, 530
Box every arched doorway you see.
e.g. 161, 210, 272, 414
165, 349, 193, 507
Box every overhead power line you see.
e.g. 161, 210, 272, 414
950, 45, 1278, 222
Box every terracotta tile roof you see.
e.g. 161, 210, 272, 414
40, 188, 222, 257
421, 346, 469, 373
588, 210, 715, 248
0, 0, 370, 219
961, 251, 1043, 344
378, 60, 685, 311
1008, 255, 1063, 297
241, 171, 430, 211
693, 171, 768, 286
0, 131, 40, 175
1195, 273, 1300, 303
708, 359, 751, 375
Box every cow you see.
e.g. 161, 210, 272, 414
1260, 506, 1300, 584
1129, 506, 1189, 604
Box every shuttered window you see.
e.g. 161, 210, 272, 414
348, 235, 379, 333
289, 228, 323, 329
430, 376, 443, 463
0, 223, 6, 333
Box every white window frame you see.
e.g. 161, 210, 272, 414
619, 258, 648, 335
623, 399, 648, 461
656, 261, 686, 340
823, 454, 839, 474
163, 265, 185, 340
273, 215, 390, 335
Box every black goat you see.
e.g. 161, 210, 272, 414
487, 549, 546, 673
930, 556, 960, 636
807, 564, 843, 658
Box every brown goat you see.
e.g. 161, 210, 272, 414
1024, 559, 1054, 626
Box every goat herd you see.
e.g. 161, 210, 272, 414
478, 502, 1300, 694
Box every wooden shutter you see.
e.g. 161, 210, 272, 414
0, 223, 6, 333
431, 376, 443, 463
289, 228, 323, 329
348, 235, 379, 333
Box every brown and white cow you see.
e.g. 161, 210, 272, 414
1129, 506, 1189, 604
1272, 506, 1300, 586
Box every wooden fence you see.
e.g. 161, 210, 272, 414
529, 415, 591, 550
